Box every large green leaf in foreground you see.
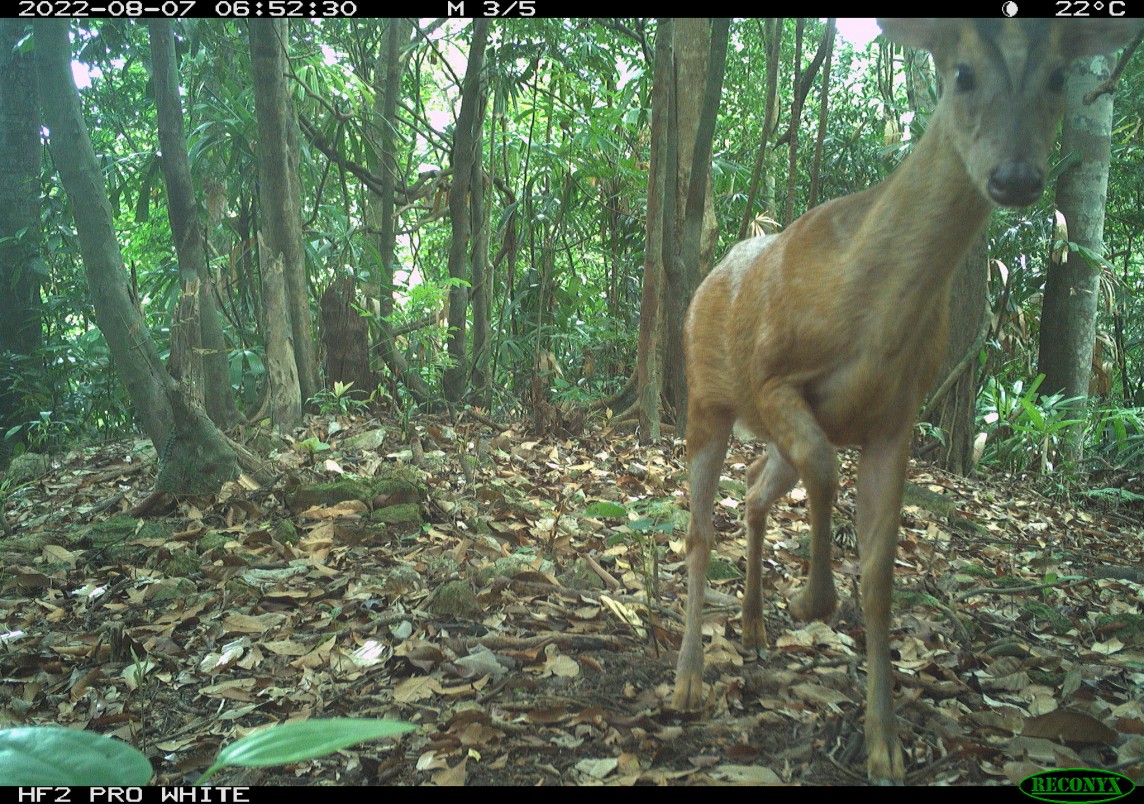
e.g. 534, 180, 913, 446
199, 718, 415, 783
0, 726, 154, 785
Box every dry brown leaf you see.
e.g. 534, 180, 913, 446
1022, 710, 1118, 745
432, 757, 468, 786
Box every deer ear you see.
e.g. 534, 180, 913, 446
1059, 18, 1143, 59
877, 19, 945, 52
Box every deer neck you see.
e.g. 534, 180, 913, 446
874, 121, 996, 287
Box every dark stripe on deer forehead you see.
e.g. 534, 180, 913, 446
974, 18, 1050, 41
972, 19, 1052, 92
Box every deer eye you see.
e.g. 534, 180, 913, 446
954, 64, 976, 92
1049, 66, 1066, 92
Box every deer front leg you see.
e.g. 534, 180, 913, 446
742, 445, 798, 650
673, 410, 732, 710
855, 432, 911, 784
756, 387, 839, 623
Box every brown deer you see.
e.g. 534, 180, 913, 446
672, 18, 1141, 784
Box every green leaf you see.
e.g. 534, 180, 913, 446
198, 718, 415, 783
1078, 487, 1144, 502
1049, 149, 1083, 180
583, 501, 627, 518
0, 726, 153, 785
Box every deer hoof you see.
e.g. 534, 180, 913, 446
741, 616, 768, 653
671, 671, 705, 711
866, 732, 905, 785
788, 585, 838, 621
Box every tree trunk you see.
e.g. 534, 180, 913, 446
807, 20, 836, 210
782, 20, 806, 227
470, 157, 492, 408
443, 19, 489, 405
661, 18, 725, 428
36, 20, 236, 493
367, 19, 435, 408
635, 19, 673, 443
1037, 53, 1118, 460
320, 275, 373, 399
739, 18, 783, 240
149, 19, 236, 428
249, 20, 319, 408
0, 19, 43, 454
261, 248, 302, 430
924, 234, 987, 474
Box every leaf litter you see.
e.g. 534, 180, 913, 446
1, 413, 1142, 785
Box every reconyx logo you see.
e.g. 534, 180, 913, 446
1019, 769, 1135, 804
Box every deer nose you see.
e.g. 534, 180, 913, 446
987, 162, 1045, 207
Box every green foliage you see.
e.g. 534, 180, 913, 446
587, 498, 677, 604
1084, 403, 1144, 473
625, 502, 677, 541
229, 347, 265, 408
309, 381, 368, 416
548, 314, 637, 406
0, 726, 154, 786
1075, 486, 1144, 504
2, 329, 136, 453
197, 718, 415, 784
0, 719, 414, 785
583, 500, 627, 518
976, 374, 1085, 474
978, 371, 1144, 485
387, 277, 462, 397
297, 436, 332, 453
915, 420, 946, 447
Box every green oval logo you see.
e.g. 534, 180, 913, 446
1019, 768, 1135, 804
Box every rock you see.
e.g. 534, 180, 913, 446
426, 580, 483, 620
7, 453, 50, 485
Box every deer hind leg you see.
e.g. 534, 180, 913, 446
741, 444, 797, 651
672, 403, 733, 710
755, 386, 839, 622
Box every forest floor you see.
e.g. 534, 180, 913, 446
2, 411, 1143, 787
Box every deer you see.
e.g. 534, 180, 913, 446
672, 18, 1142, 784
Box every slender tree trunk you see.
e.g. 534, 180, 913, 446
149, 19, 236, 427
320, 275, 373, 398
807, 20, 836, 210
368, 19, 435, 408
261, 247, 301, 429
249, 20, 318, 409
925, 235, 987, 474
470, 155, 492, 407
0, 19, 43, 453
443, 19, 489, 405
739, 18, 782, 240
635, 19, 673, 442
1037, 53, 1118, 460
662, 18, 725, 426
469, 53, 492, 406
783, 19, 806, 227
